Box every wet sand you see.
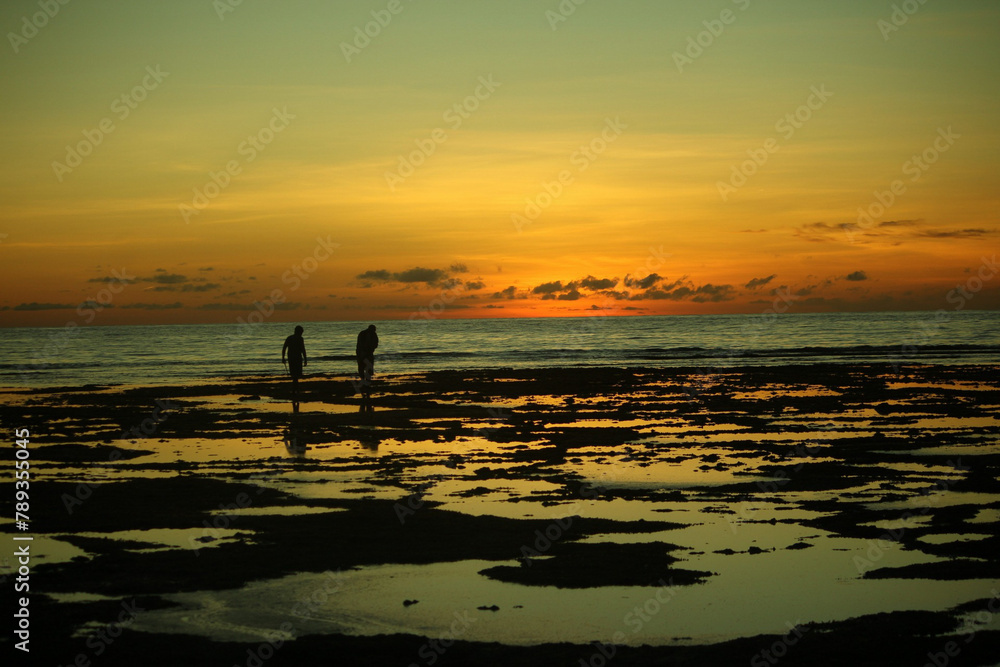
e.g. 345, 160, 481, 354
3, 364, 1000, 665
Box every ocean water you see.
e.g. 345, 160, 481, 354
0, 311, 997, 388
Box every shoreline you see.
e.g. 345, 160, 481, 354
3, 363, 999, 664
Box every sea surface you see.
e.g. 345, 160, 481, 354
1, 311, 997, 388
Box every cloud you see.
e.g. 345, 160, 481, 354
395, 267, 449, 284
557, 289, 582, 301
493, 286, 519, 299
77, 300, 113, 310
145, 273, 187, 284
12, 302, 76, 311
634, 281, 736, 302
794, 222, 841, 243
120, 302, 183, 310
356, 270, 393, 285
152, 282, 221, 293
197, 301, 307, 311
915, 228, 989, 239
845, 271, 868, 282
465, 280, 486, 290
579, 275, 617, 290
355, 266, 463, 288
623, 273, 662, 289
532, 281, 564, 295
88, 275, 135, 284
745, 274, 777, 290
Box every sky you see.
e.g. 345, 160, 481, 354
1, 0, 998, 326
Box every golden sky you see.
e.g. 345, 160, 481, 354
1, 0, 998, 326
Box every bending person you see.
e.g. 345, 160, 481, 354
356, 324, 379, 386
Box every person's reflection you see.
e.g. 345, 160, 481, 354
358, 429, 380, 453
283, 400, 308, 457
359, 396, 374, 414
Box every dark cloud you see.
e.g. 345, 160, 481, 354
449, 263, 469, 273
532, 281, 564, 295
145, 273, 187, 284
396, 267, 449, 284
88, 275, 135, 284
198, 301, 306, 311
916, 228, 989, 239
745, 275, 777, 290
557, 289, 582, 301
12, 302, 76, 311
355, 267, 456, 287
579, 275, 618, 290
493, 286, 518, 299
78, 300, 113, 310
152, 282, 221, 293
465, 280, 486, 291
623, 273, 663, 289
196, 303, 249, 311
199, 267, 214, 271
120, 302, 183, 310
356, 270, 393, 285
633, 281, 736, 303
690, 284, 736, 302
794, 222, 841, 243
846, 271, 868, 282
877, 220, 919, 228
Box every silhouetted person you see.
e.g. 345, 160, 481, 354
282, 325, 307, 395
356, 324, 378, 388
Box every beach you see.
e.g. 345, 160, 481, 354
4, 362, 999, 665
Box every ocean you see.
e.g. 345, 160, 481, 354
1, 311, 997, 388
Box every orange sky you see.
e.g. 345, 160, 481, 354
1, 0, 998, 327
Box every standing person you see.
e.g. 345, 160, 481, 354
356, 324, 378, 386
282, 325, 308, 395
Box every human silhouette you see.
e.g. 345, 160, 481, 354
356, 324, 379, 389
282, 325, 308, 395
282, 405, 308, 457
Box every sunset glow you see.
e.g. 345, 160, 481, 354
1, 0, 997, 326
